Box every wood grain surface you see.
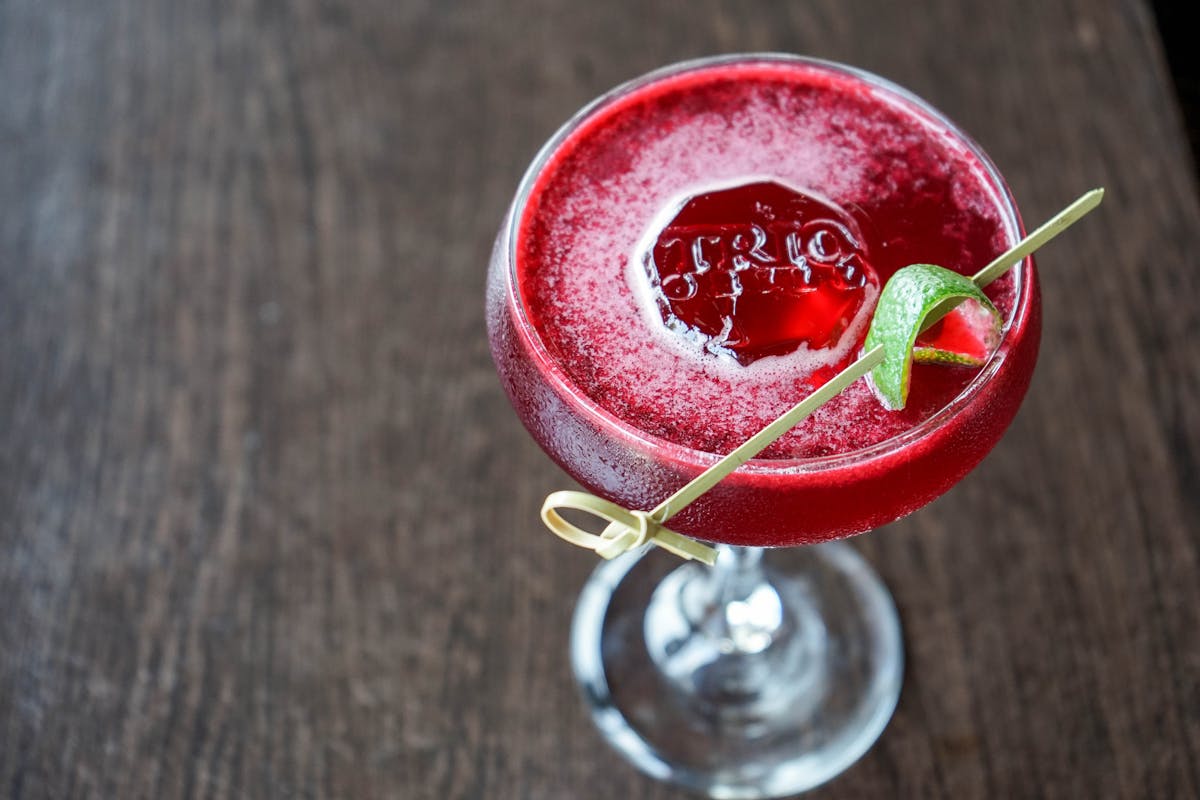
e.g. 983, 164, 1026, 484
2, 1, 1198, 798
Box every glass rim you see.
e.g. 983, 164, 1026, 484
503, 52, 1032, 475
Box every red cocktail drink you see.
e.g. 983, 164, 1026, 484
487, 55, 1050, 796
488, 56, 1039, 547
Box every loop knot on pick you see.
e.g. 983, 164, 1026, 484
540, 490, 718, 564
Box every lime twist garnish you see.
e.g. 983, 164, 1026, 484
540, 189, 1105, 564
864, 264, 1001, 410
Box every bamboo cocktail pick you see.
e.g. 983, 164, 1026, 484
541, 189, 1105, 565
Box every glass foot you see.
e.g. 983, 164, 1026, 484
571, 542, 903, 798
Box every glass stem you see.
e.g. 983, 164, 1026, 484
713, 545, 766, 607
698, 545, 784, 656
646, 544, 800, 713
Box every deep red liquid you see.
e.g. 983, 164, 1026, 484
646, 180, 877, 365
488, 58, 1040, 545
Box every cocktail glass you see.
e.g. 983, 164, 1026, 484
487, 55, 1039, 798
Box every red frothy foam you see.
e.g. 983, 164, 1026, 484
516, 62, 1016, 459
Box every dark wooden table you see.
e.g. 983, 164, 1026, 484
2, 1, 1198, 797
